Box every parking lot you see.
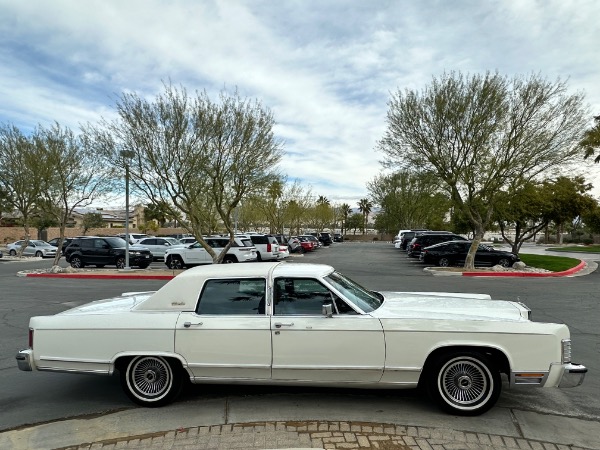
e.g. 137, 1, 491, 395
1, 241, 599, 448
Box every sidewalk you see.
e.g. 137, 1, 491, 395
2, 410, 598, 450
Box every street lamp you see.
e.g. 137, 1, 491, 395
120, 150, 135, 270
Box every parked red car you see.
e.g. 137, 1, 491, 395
293, 236, 315, 252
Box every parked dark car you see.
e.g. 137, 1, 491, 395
399, 229, 430, 250
420, 240, 520, 267
311, 232, 332, 246
47, 237, 73, 254
406, 232, 466, 257
333, 233, 343, 242
64, 237, 153, 269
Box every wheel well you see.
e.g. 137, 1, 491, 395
114, 354, 185, 374
420, 345, 510, 381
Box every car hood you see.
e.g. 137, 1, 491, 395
58, 292, 155, 315
371, 291, 527, 322
114, 245, 150, 251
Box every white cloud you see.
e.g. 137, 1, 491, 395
1, 0, 599, 204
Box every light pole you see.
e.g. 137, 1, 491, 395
120, 150, 135, 270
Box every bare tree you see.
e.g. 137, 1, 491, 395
378, 72, 588, 269
34, 123, 115, 266
91, 83, 283, 263
0, 124, 47, 255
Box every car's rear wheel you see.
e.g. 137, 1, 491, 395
116, 257, 126, 269
256, 252, 262, 261
497, 258, 511, 267
167, 256, 184, 269
9, 249, 16, 256
120, 356, 183, 407
70, 256, 84, 268
438, 257, 451, 267
223, 255, 236, 263
35, 251, 43, 257
426, 351, 500, 416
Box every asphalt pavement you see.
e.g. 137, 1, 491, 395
1, 242, 599, 449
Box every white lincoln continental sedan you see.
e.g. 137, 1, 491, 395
16, 262, 587, 415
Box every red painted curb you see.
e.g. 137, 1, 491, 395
24, 273, 176, 280
462, 260, 586, 277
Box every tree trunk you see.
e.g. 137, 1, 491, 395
464, 227, 484, 270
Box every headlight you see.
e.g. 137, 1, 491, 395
130, 251, 141, 256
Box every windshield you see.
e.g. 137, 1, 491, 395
105, 237, 127, 247
164, 238, 180, 245
324, 271, 383, 313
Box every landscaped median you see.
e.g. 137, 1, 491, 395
427, 253, 587, 277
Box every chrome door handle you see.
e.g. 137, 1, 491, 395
274, 322, 294, 328
183, 322, 203, 328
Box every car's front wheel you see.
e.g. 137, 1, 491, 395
9, 249, 16, 256
116, 257, 126, 269
120, 356, 183, 407
426, 351, 501, 416
438, 257, 451, 267
223, 255, 237, 263
497, 258, 511, 267
35, 251, 43, 257
166, 256, 184, 269
70, 256, 85, 268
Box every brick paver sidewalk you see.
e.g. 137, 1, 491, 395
65, 421, 591, 450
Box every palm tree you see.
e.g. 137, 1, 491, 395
339, 203, 352, 234
357, 198, 373, 234
316, 195, 330, 205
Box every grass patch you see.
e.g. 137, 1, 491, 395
519, 254, 581, 272
546, 245, 600, 253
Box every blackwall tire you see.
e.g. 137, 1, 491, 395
116, 257, 126, 269
9, 250, 16, 256
167, 256, 184, 269
120, 356, 183, 407
498, 258, 510, 267
70, 256, 84, 268
426, 352, 501, 416
438, 257, 450, 267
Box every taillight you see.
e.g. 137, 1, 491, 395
266, 243, 272, 252
29, 328, 34, 348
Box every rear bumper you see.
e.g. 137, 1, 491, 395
16, 349, 33, 371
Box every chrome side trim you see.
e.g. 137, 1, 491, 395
271, 365, 384, 371
39, 356, 111, 364
188, 363, 271, 369
35, 366, 110, 375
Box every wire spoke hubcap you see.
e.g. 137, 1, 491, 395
441, 359, 488, 405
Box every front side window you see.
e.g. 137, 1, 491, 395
274, 278, 357, 316
196, 278, 266, 315
324, 271, 383, 313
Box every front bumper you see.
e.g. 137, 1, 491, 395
558, 363, 587, 388
16, 349, 33, 371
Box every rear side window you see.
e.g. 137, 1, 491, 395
196, 279, 266, 315
250, 235, 268, 245
80, 239, 94, 249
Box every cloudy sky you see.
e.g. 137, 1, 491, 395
1, 0, 599, 207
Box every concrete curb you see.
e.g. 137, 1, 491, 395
20, 272, 176, 280
462, 260, 587, 277
426, 260, 587, 278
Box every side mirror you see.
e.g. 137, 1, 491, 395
322, 304, 333, 318
164, 242, 170, 246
